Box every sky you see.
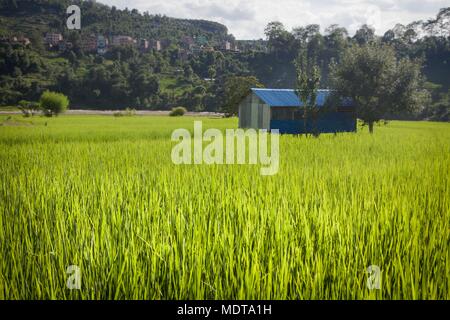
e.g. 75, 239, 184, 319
98, 0, 449, 39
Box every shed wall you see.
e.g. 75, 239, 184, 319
250, 94, 258, 128
238, 95, 252, 128
270, 111, 356, 134
239, 93, 270, 130
261, 103, 270, 130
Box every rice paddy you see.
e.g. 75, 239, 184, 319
0, 115, 448, 300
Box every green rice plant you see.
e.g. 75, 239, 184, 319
0, 115, 448, 300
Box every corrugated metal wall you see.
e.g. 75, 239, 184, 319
239, 93, 270, 130
238, 95, 251, 128
270, 112, 357, 134
251, 94, 258, 128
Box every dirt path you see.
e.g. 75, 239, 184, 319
0, 110, 225, 117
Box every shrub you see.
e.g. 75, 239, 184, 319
113, 108, 136, 117
124, 108, 136, 116
170, 107, 187, 117
18, 100, 39, 117
39, 91, 69, 116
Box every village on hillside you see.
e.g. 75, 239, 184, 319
0, 32, 270, 61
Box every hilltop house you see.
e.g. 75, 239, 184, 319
139, 39, 149, 52
81, 34, 97, 52
150, 40, 161, 51
44, 33, 63, 47
239, 88, 356, 134
111, 35, 136, 47
11, 36, 31, 46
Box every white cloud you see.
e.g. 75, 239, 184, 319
98, 0, 449, 39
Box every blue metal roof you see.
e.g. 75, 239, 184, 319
251, 88, 353, 108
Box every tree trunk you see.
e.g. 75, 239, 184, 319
312, 119, 317, 137
368, 122, 374, 134
303, 109, 308, 137
313, 111, 320, 138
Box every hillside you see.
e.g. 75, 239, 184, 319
0, 0, 232, 44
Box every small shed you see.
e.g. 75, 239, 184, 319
238, 88, 356, 134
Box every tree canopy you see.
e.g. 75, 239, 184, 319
331, 44, 424, 133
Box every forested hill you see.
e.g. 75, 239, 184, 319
0, 0, 232, 44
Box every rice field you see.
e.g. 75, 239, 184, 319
0, 115, 449, 300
